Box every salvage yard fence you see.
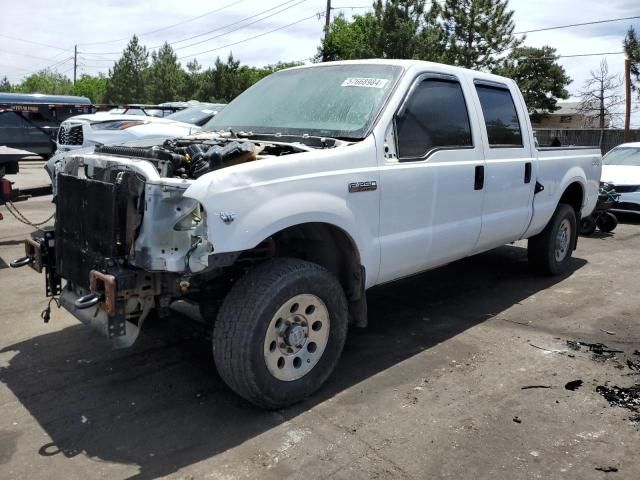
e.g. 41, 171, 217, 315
534, 129, 640, 155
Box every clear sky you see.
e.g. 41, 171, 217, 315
0, 0, 638, 125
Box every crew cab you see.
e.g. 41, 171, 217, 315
13, 60, 601, 409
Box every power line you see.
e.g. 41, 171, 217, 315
0, 49, 60, 62
79, 0, 246, 47
173, 0, 308, 52
0, 63, 31, 72
178, 12, 321, 60
81, 0, 303, 55
0, 33, 70, 52
515, 15, 640, 35
517, 51, 625, 60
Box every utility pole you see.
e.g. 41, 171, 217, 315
624, 58, 631, 143
73, 44, 77, 86
322, 0, 331, 62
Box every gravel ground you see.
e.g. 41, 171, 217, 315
1, 162, 639, 479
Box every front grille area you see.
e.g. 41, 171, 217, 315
55, 174, 121, 287
57, 124, 84, 145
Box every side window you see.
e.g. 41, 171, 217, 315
475, 84, 523, 147
396, 78, 472, 160
0, 112, 29, 144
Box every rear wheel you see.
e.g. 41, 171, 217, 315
528, 203, 577, 275
596, 211, 618, 233
212, 258, 348, 409
580, 216, 597, 236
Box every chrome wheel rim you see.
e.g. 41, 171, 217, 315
555, 218, 571, 262
263, 294, 330, 381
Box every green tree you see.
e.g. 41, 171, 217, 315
317, 1, 444, 61
105, 35, 149, 103
183, 59, 204, 100
414, 4, 447, 62
375, 0, 424, 59
71, 73, 108, 103
17, 69, 72, 94
148, 42, 184, 103
624, 26, 640, 97
440, 0, 523, 70
317, 12, 381, 61
0, 76, 12, 92
496, 46, 571, 121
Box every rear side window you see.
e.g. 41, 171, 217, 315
475, 85, 523, 147
396, 78, 472, 160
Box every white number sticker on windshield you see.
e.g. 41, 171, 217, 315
341, 77, 389, 88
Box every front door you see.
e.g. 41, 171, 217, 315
377, 73, 486, 283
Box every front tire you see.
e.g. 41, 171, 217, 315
212, 258, 348, 409
528, 204, 577, 275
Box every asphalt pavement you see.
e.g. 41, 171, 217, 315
1, 162, 639, 479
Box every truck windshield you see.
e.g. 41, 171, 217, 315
603, 147, 640, 166
202, 64, 403, 139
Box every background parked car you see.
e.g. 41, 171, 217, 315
56, 102, 225, 152
0, 93, 93, 159
600, 142, 640, 215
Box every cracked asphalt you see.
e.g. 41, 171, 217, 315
1, 161, 639, 479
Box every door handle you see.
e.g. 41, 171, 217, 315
524, 162, 532, 184
474, 165, 484, 190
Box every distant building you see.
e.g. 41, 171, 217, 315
532, 101, 608, 129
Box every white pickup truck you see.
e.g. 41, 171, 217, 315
14, 60, 601, 408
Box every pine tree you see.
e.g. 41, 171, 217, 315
440, 0, 523, 70
105, 35, 149, 103
183, 59, 204, 100
496, 46, 571, 122
624, 27, 640, 97
374, 0, 424, 58
0, 76, 12, 92
148, 42, 184, 103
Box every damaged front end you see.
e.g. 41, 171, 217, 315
17, 146, 213, 348
17, 134, 337, 347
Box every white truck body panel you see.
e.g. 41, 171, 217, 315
48, 59, 601, 290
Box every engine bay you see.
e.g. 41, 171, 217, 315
91, 135, 342, 180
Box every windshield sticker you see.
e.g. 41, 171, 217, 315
341, 77, 389, 88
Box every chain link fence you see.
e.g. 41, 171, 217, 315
534, 129, 640, 155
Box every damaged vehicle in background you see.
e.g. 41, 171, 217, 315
13, 60, 601, 409
600, 142, 640, 215
56, 102, 226, 153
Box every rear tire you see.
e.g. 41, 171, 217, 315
212, 258, 348, 409
596, 211, 618, 233
580, 216, 597, 236
528, 203, 577, 275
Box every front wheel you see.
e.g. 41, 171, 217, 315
211, 258, 348, 409
528, 203, 577, 275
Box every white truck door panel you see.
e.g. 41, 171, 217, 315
377, 74, 486, 283
471, 81, 536, 250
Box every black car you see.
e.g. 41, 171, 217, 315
0, 92, 93, 159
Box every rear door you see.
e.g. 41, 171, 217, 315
377, 73, 486, 283
471, 81, 536, 251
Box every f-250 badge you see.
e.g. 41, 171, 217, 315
348, 181, 378, 193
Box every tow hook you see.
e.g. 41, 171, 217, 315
75, 292, 103, 310
10, 255, 33, 268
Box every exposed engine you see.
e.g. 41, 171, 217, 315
91, 136, 330, 180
